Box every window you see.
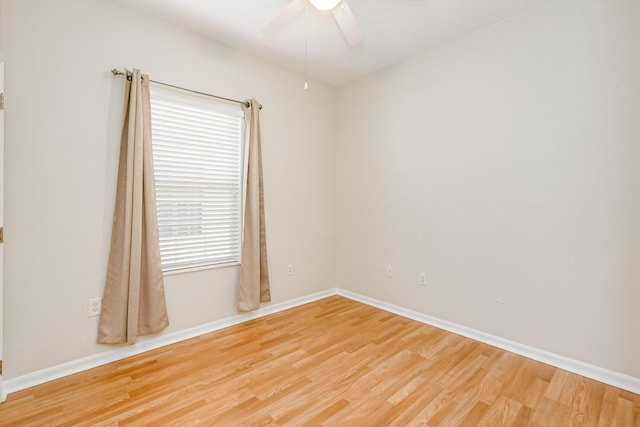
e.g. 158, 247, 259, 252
150, 84, 245, 272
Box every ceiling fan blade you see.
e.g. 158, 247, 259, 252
263, 0, 306, 34
331, 2, 363, 45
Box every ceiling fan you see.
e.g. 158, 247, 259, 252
263, 0, 363, 46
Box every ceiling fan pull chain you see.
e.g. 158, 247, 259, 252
304, 0, 309, 90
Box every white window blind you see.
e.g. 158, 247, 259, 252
150, 83, 244, 272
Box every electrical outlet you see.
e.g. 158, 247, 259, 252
88, 298, 102, 317
419, 273, 427, 286
386, 264, 393, 278
287, 264, 294, 276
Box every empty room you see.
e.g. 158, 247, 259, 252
0, 0, 638, 425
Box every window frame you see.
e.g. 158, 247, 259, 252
149, 82, 246, 274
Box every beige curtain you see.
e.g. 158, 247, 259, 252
98, 69, 169, 344
238, 99, 271, 311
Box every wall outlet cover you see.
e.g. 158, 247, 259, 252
386, 265, 393, 278
88, 298, 102, 317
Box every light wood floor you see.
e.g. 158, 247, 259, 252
0, 296, 638, 426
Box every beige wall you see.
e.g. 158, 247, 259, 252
0, 57, 4, 366
1, 0, 336, 378
335, 0, 640, 377
2, 0, 639, 383
0, 0, 4, 370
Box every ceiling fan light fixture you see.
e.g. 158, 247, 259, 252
308, 0, 341, 11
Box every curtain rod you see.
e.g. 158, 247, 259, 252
110, 68, 262, 110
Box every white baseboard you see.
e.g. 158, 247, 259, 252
1, 289, 336, 401
2, 287, 638, 403
336, 289, 640, 395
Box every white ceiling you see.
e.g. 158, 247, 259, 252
109, 0, 549, 87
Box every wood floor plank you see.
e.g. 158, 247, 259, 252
0, 296, 637, 426
386, 381, 445, 427
457, 401, 491, 426
479, 351, 528, 405
477, 396, 522, 426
